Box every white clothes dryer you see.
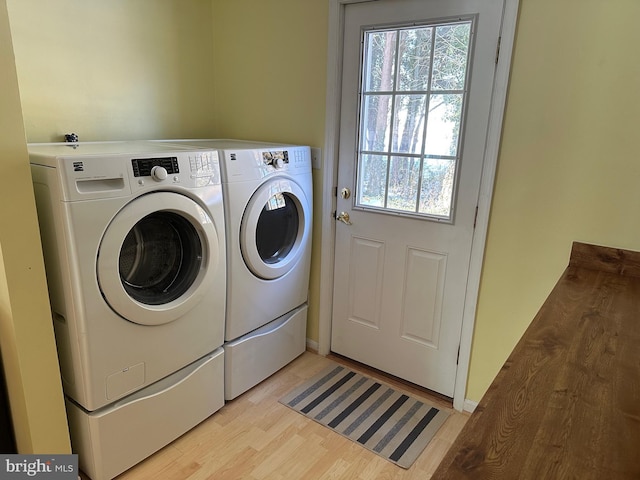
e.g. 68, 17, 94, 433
162, 140, 312, 400
30, 141, 226, 480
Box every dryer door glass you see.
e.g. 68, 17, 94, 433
256, 193, 299, 264
119, 212, 202, 305
240, 177, 310, 280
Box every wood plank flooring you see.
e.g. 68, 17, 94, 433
432, 242, 640, 479
94, 352, 467, 480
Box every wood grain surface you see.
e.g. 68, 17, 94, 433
569, 241, 640, 278
83, 352, 468, 480
432, 242, 640, 479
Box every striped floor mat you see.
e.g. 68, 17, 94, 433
279, 363, 449, 469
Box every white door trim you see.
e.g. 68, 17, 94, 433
318, 0, 520, 411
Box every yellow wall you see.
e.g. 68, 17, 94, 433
467, 0, 640, 400
5, 0, 640, 422
0, 0, 70, 452
8, 0, 329, 344
7, 0, 216, 142
210, 0, 640, 401
211, 0, 328, 343
211, 0, 328, 146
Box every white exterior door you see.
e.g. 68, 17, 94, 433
331, 0, 505, 397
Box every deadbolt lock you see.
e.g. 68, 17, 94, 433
340, 187, 351, 199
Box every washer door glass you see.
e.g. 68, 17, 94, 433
98, 192, 220, 325
119, 212, 202, 305
241, 178, 311, 280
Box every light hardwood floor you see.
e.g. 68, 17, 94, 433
97, 352, 468, 480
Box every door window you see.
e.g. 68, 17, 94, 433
356, 20, 472, 220
119, 212, 202, 305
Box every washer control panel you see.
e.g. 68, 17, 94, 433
128, 151, 221, 189
131, 157, 179, 177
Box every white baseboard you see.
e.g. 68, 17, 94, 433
306, 338, 319, 353
463, 399, 478, 413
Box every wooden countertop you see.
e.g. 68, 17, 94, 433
432, 242, 640, 479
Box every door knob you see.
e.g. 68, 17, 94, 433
336, 211, 352, 225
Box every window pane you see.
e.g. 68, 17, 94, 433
356, 20, 472, 221
392, 94, 426, 154
432, 23, 471, 91
419, 158, 455, 217
425, 94, 463, 156
387, 156, 420, 212
358, 154, 388, 207
364, 31, 397, 92
398, 27, 432, 91
361, 94, 392, 152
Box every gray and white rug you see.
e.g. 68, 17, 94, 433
279, 363, 449, 468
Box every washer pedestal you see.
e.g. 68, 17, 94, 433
67, 349, 224, 480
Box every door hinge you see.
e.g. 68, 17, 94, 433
456, 344, 461, 365
495, 36, 502, 64
473, 205, 479, 229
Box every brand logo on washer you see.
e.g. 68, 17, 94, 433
72, 161, 84, 172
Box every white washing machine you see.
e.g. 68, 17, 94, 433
162, 140, 312, 400
29, 141, 226, 480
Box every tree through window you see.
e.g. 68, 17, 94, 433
356, 20, 472, 220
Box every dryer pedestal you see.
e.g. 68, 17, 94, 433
224, 304, 307, 400
67, 349, 224, 480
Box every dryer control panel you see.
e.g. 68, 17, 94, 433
262, 151, 289, 169
221, 146, 311, 182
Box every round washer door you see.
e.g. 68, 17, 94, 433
97, 192, 220, 325
240, 178, 311, 280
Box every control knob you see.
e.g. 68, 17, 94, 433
273, 158, 285, 169
150, 166, 168, 181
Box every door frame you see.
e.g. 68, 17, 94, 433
318, 0, 520, 411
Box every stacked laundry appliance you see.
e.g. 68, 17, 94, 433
29, 141, 227, 480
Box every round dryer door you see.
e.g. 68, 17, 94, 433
240, 178, 311, 280
97, 192, 220, 325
